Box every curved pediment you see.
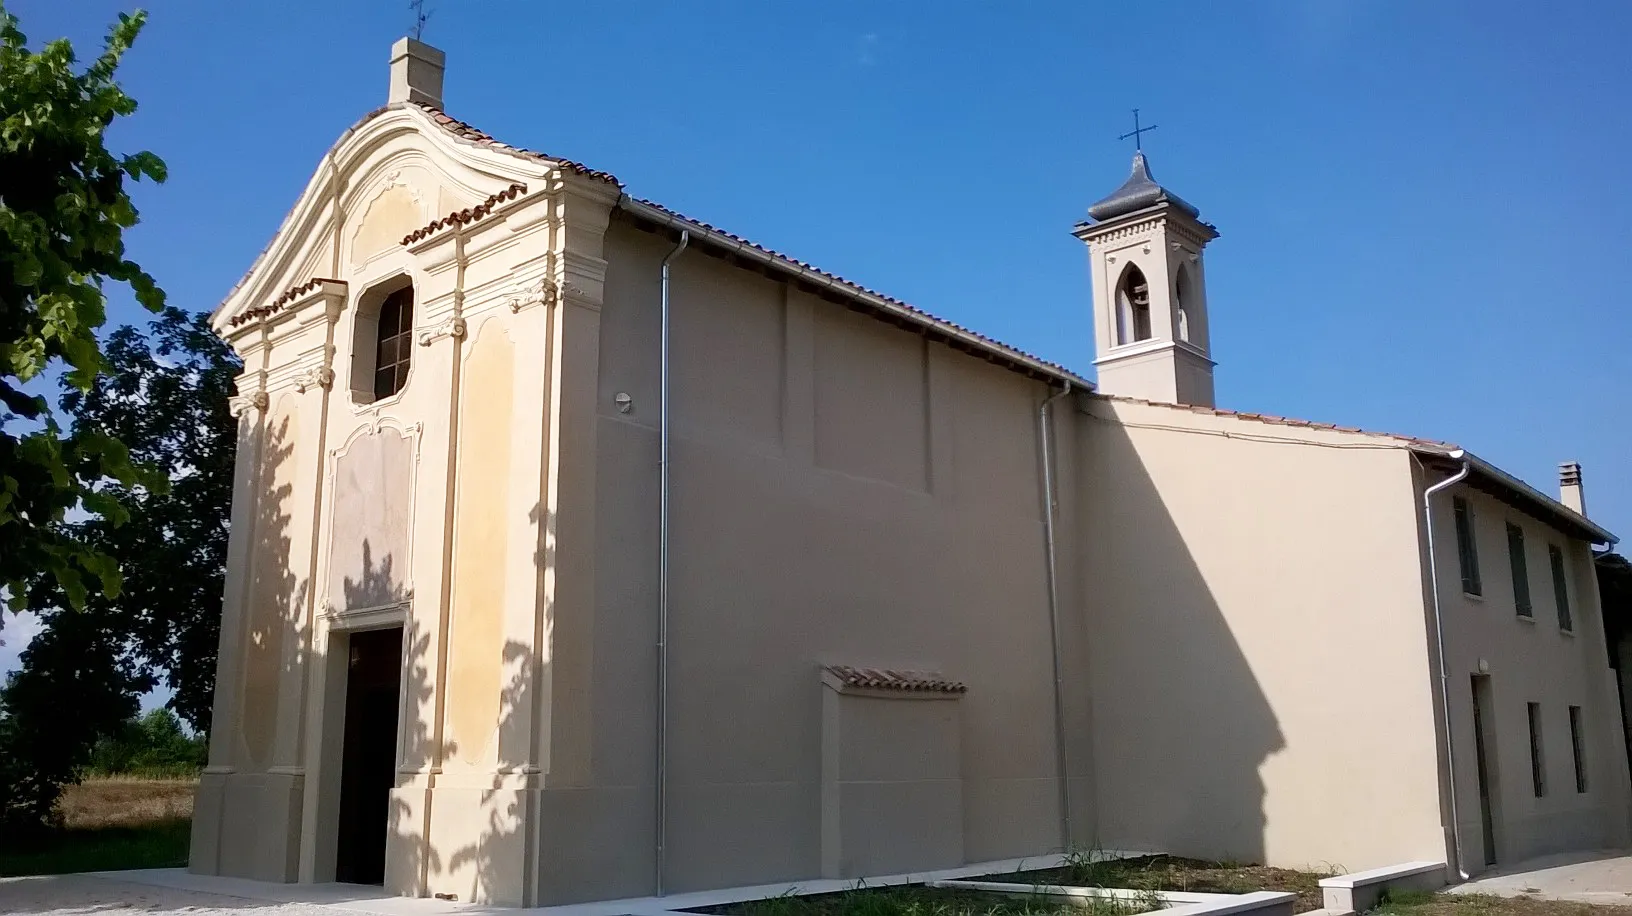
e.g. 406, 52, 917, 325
212, 103, 607, 339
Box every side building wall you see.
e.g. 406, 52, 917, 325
563, 214, 1098, 902
1424, 478, 1632, 869
1078, 398, 1449, 872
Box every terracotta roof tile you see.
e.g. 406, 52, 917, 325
215, 103, 620, 323
622, 196, 1090, 387
1095, 393, 1459, 453
228, 277, 346, 328
407, 102, 621, 185
823, 665, 968, 694
402, 182, 527, 245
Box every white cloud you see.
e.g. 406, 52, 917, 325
0, 611, 44, 679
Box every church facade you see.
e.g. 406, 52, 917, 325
192, 38, 1630, 906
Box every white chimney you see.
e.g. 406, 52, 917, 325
1560, 461, 1586, 516
389, 37, 445, 109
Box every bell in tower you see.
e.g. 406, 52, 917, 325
1073, 147, 1219, 407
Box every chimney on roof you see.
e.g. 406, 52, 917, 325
1560, 461, 1586, 516
389, 37, 445, 109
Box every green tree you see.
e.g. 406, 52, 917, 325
89, 708, 207, 777
1, 4, 166, 614
1, 308, 237, 838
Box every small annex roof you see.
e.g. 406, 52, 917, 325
1087, 151, 1202, 222
822, 665, 968, 695
1099, 394, 1618, 546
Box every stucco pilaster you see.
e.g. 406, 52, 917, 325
539, 177, 618, 794
925, 344, 955, 498
782, 285, 816, 467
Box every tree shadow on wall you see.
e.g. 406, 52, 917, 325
380, 498, 552, 906
342, 542, 406, 612
194, 403, 310, 882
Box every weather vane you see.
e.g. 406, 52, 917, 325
1119, 108, 1158, 152
409, 0, 433, 40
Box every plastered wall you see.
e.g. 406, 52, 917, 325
581, 216, 1095, 899
1425, 481, 1632, 868
1079, 398, 1448, 872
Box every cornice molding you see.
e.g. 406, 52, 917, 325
293, 366, 336, 393
228, 389, 269, 418
506, 275, 559, 313
417, 315, 466, 347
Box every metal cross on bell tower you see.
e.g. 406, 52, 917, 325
1119, 108, 1159, 152
409, 0, 433, 40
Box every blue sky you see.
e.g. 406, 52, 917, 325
6, 1, 1628, 675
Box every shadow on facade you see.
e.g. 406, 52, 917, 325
373, 496, 551, 905
1073, 412, 1284, 865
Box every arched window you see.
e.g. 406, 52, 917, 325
1116, 264, 1152, 345
373, 287, 414, 400
351, 280, 415, 404
1174, 264, 1194, 343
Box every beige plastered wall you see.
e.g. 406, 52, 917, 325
1078, 398, 1448, 873
1421, 478, 1632, 870
577, 214, 1097, 901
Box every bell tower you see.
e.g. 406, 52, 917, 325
1073, 151, 1219, 407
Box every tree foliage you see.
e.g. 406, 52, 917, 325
0, 3, 167, 612
88, 708, 207, 777
1, 307, 238, 840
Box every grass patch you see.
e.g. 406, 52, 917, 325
0, 777, 196, 877
1372, 891, 1632, 916
0, 816, 191, 877
690, 884, 1164, 916
978, 850, 1337, 913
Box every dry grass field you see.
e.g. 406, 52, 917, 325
57, 777, 197, 829
0, 777, 196, 877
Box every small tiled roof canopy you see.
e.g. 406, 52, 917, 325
823, 665, 967, 695
228, 277, 344, 328
401, 182, 526, 245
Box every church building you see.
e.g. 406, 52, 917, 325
192, 38, 1630, 906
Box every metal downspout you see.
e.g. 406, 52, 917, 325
1424, 450, 1471, 880
656, 229, 689, 896
1039, 381, 1074, 849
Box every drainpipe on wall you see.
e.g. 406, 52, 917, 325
656, 229, 689, 897
1038, 381, 1074, 850
1423, 449, 1471, 881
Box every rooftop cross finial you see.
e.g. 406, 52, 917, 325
1119, 108, 1158, 153
409, 0, 433, 40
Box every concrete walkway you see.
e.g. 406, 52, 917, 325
1449, 850, 1632, 905
0, 853, 1077, 916
0, 871, 410, 916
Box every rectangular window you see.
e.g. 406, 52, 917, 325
1507, 523, 1531, 617
1569, 705, 1587, 794
1550, 544, 1572, 631
1454, 497, 1482, 596
1528, 702, 1546, 797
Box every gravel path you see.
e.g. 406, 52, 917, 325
0, 872, 382, 916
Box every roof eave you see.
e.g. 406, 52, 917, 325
616, 196, 1093, 391
1414, 445, 1618, 546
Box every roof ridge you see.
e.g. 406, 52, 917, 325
406, 102, 620, 185
621, 195, 1090, 386
1094, 392, 1458, 451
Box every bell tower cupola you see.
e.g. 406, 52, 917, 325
1073, 150, 1219, 407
